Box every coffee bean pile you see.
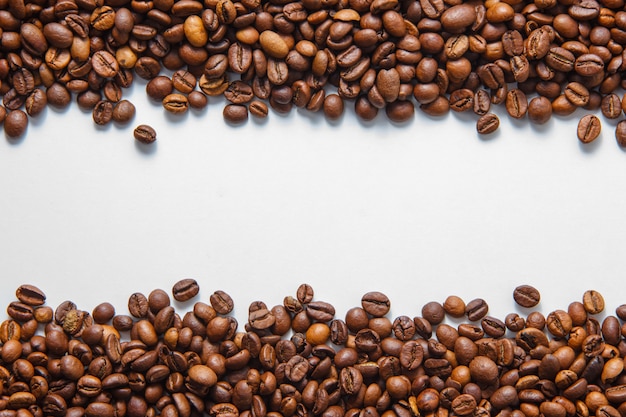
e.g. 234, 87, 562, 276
1, 281, 626, 417
3, 0, 626, 143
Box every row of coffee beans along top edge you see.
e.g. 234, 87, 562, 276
5, 0, 626, 145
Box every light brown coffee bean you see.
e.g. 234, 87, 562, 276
577, 115, 601, 144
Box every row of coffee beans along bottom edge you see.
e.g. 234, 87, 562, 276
0, 281, 625, 417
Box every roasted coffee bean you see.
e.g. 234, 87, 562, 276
249, 101, 269, 118
361, 292, 391, 317
615, 121, 626, 147
577, 114, 602, 143
306, 301, 336, 322
223, 104, 249, 124
93, 100, 114, 125
583, 290, 605, 314
172, 279, 200, 302
224, 81, 254, 104
163, 93, 189, 114
210, 291, 234, 314
134, 124, 157, 144
16, 285, 46, 306
128, 293, 149, 318
564, 82, 590, 107
324, 94, 344, 120
505, 89, 528, 119
4, 109, 29, 138
513, 285, 540, 308
466, 299, 489, 321
112, 100, 136, 124
601, 94, 622, 119
528, 96, 553, 124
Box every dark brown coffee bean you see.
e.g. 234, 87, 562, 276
354, 328, 381, 352
422, 301, 445, 325
4, 109, 29, 138
134, 124, 157, 144
146, 76, 174, 100
112, 100, 136, 124
466, 298, 488, 321
223, 104, 249, 124
249, 101, 269, 118
481, 316, 505, 338
172, 279, 199, 302
324, 94, 344, 120
306, 301, 335, 322
16, 284, 46, 306
449, 89, 474, 112
128, 293, 149, 318
577, 114, 602, 144
513, 285, 540, 308
361, 292, 390, 317
474, 90, 491, 115
7, 302, 33, 322
616, 121, 626, 147
210, 291, 234, 314
476, 112, 499, 134
92, 100, 113, 125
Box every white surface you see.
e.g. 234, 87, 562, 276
1, 79, 626, 325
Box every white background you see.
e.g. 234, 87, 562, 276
0, 78, 625, 326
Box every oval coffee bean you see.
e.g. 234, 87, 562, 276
577, 115, 601, 144
172, 279, 200, 302
513, 285, 540, 308
134, 125, 157, 144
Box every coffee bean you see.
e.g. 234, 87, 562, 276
361, 292, 390, 317
16, 284, 46, 306
465, 298, 488, 321
583, 290, 605, 314
505, 88, 528, 119
601, 94, 622, 119
219, 101, 247, 123
476, 113, 499, 134
577, 114, 602, 143
616, 121, 626, 147
4, 109, 28, 138
513, 285, 540, 308
564, 82, 590, 107
162, 93, 189, 114
92, 100, 114, 126
172, 279, 200, 302
528, 96, 552, 124
306, 301, 336, 322
134, 124, 157, 144
210, 290, 234, 314
386, 100, 414, 123
128, 292, 149, 318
